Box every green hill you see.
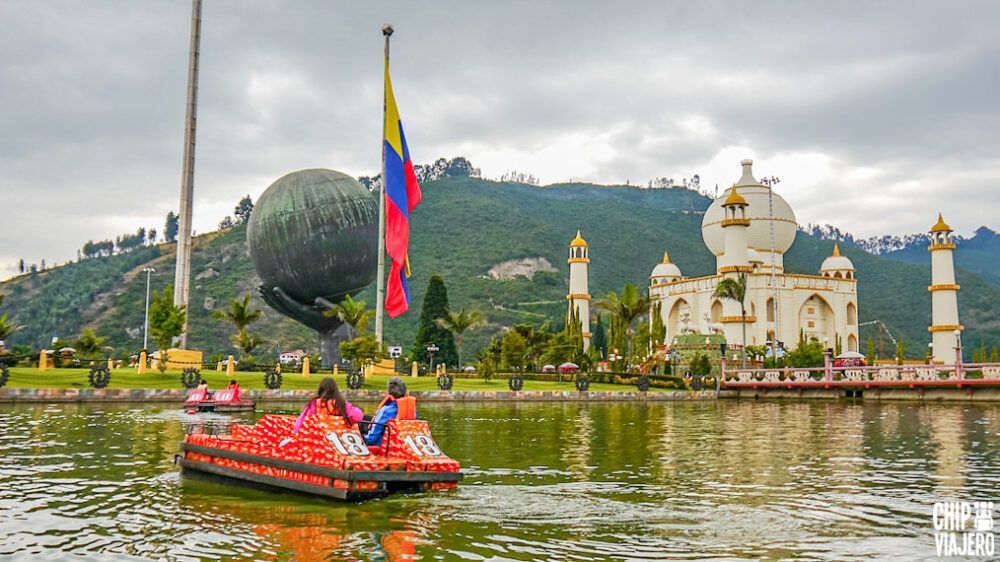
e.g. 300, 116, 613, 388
1, 176, 997, 361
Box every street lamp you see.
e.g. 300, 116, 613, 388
142, 267, 155, 350
954, 328, 963, 365
426, 344, 439, 375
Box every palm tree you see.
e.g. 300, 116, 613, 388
596, 282, 649, 366
214, 294, 262, 334
75, 328, 109, 359
0, 313, 20, 343
713, 273, 749, 367
232, 330, 266, 356
436, 307, 486, 368
322, 294, 373, 339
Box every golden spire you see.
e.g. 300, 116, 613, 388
832, 243, 841, 257
930, 213, 953, 233
569, 230, 589, 247
723, 185, 748, 207
662, 250, 671, 264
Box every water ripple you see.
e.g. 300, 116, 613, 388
0, 401, 997, 560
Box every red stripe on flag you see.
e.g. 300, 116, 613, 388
385, 259, 410, 318
384, 196, 409, 263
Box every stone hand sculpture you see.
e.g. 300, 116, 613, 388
247, 169, 378, 368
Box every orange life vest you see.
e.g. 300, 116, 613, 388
315, 398, 342, 418
375, 395, 417, 420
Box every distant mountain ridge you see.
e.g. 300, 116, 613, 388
806, 224, 1000, 283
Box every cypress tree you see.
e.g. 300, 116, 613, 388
592, 315, 607, 358
411, 275, 458, 367
650, 302, 666, 347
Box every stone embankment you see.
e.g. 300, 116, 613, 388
0, 388, 717, 403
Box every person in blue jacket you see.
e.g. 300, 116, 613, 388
364, 377, 417, 446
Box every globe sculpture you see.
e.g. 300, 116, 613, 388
247, 169, 378, 367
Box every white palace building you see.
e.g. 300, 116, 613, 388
647, 159, 860, 353
568, 158, 963, 362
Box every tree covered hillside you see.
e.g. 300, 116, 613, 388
1, 176, 997, 360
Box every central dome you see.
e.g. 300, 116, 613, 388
701, 159, 797, 257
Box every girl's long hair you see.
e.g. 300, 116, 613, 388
316, 377, 349, 423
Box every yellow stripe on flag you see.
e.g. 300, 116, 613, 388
384, 60, 403, 155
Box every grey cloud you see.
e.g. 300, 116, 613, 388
1, 0, 998, 278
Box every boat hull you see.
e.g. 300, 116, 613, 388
178, 429, 462, 502
186, 400, 256, 412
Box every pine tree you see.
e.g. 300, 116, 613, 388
234, 195, 254, 225
411, 275, 458, 367
650, 302, 666, 348
991, 345, 998, 363
165, 211, 179, 243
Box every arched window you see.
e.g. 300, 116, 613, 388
711, 300, 723, 323
847, 302, 857, 325
766, 298, 775, 323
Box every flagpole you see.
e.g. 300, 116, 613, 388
375, 24, 393, 345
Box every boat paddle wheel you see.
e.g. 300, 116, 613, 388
177, 413, 462, 501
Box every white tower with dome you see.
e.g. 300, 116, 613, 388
567, 231, 592, 351
649, 159, 860, 355
927, 214, 961, 363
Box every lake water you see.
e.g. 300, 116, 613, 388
0, 400, 997, 561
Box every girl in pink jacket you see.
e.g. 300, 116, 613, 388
293, 377, 363, 433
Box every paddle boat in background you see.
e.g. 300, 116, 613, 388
184, 387, 256, 413
177, 413, 462, 501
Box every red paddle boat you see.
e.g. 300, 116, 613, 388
184, 387, 256, 413
177, 412, 462, 501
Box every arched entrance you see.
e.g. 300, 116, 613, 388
668, 299, 693, 336
798, 294, 835, 344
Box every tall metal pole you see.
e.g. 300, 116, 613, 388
143, 267, 155, 350
173, 0, 202, 349
763, 176, 780, 362
374, 24, 393, 344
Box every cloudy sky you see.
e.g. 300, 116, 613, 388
1, 0, 998, 279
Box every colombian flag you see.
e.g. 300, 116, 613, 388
383, 62, 422, 318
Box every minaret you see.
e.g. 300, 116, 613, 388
718, 186, 751, 274
928, 214, 962, 363
718, 187, 751, 346
567, 231, 592, 351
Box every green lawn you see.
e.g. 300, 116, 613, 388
3, 367, 669, 393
